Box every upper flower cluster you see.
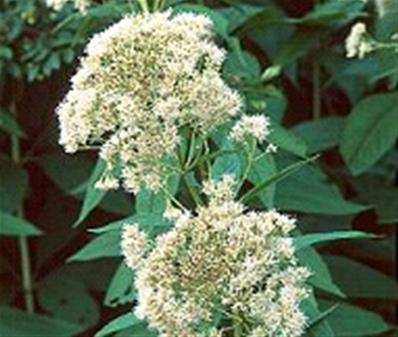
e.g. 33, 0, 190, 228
57, 11, 242, 193
122, 176, 310, 337
46, 0, 90, 12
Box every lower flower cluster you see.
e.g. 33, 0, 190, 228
122, 176, 311, 337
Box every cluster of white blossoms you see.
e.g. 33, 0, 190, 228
57, 11, 242, 193
46, 0, 90, 12
345, 22, 374, 59
121, 176, 311, 337
230, 114, 271, 143
121, 223, 148, 269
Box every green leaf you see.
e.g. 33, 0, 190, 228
219, 4, 264, 32
340, 93, 398, 175
98, 190, 132, 215
320, 301, 390, 337
248, 153, 276, 208
274, 29, 322, 67
74, 159, 107, 227
294, 0, 364, 26
223, 37, 261, 84
104, 262, 136, 307
268, 122, 308, 158
136, 188, 166, 214
302, 295, 335, 337
353, 178, 398, 225
114, 323, 157, 337
213, 140, 241, 181
0, 164, 28, 213
90, 213, 170, 236
275, 163, 367, 215
68, 231, 121, 262
293, 117, 345, 154
95, 313, 139, 337
40, 154, 131, 215
0, 306, 82, 337
37, 274, 99, 330
39, 153, 93, 194
294, 230, 377, 250
262, 86, 287, 122
241, 155, 318, 204
0, 108, 26, 138
0, 210, 42, 236
324, 255, 398, 299
297, 248, 345, 298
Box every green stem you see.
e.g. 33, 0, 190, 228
137, 0, 149, 12
233, 320, 242, 337
161, 186, 186, 210
10, 102, 34, 313
237, 140, 256, 194
183, 174, 203, 206
185, 129, 198, 169
312, 61, 321, 120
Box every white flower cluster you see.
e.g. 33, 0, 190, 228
230, 114, 270, 143
46, 0, 90, 12
122, 176, 310, 337
121, 224, 148, 269
57, 11, 242, 193
345, 22, 374, 59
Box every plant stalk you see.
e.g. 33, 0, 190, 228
137, 0, 149, 12
233, 320, 242, 337
10, 101, 34, 313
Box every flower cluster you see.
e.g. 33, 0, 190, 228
121, 224, 148, 269
46, 0, 90, 12
122, 176, 310, 337
230, 114, 271, 144
345, 22, 374, 58
57, 11, 242, 193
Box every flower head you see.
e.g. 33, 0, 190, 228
345, 22, 374, 59
128, 176, 310, 337
57, 11, 242, 193
230, 114, 270, 143
121, 224, 148, 269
